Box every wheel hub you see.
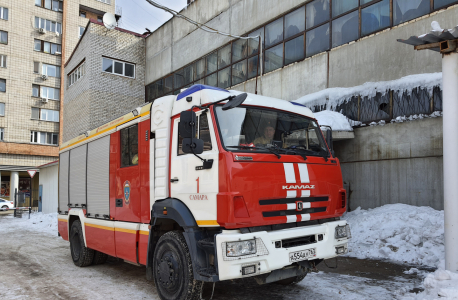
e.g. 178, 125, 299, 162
157, 252, 179, 289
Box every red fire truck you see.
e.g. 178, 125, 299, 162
57, 85, 351, 300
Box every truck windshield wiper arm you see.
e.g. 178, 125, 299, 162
226, 145, 282, 159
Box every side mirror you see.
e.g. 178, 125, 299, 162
222, 93, 247, 111
326, 130, 335, 157
179, 111, 196, 138
182, 138, 204, 154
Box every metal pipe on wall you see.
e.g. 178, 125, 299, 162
442, 51, 458, 272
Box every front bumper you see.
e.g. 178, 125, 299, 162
215, 220, 349, 281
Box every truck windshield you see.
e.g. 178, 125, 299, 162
214, 106, 329, 158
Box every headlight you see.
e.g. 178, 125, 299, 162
226, 239, 256, 257
335, 225, 351, 239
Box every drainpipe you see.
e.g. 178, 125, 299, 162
442, 51, 458, 272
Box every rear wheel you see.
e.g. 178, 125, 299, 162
153, 231, 203, 300
70, 220, 94, 267
1, 205, 8, 210
275, 273, 307, 285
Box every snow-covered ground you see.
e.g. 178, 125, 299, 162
1, 204, 457, 299
342, 204, 458, 300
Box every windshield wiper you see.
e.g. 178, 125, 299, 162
287, 145, 330, 161
226, 145, 282, 159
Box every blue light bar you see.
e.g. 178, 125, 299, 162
176, 84, 229, 101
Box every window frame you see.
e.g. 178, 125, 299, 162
34, 17, 62, 34
0, 55, 6, 68
34, 39, 62, 55
35, 0, 63, 12
0, 7, 8, 20
0, 128, 3, 141
0, 102, 4, 116
42, 63, 61, 78
0, 30, 7, 45
30, 131, 59, 145
101, 57, 136, 79
67, 60, 85, 87
120, 124, 139, 168
31, 107, 59, 122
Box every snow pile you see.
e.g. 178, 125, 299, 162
2, 212, 58, 236
402, 267, 458, 300
314, 110, 353, 131
343, 204, 444, 267
295, 73, 442, 110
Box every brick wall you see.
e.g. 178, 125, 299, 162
63, 22, 145, 142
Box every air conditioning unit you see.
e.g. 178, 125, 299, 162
55, 32, 60, 37
38, 28, 46, 34
41, 98, 48, 103
55, 51, 61, 55
41, 74, 48, 80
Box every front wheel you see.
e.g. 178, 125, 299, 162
69, 220, 94, 267
153, 231, 203, 300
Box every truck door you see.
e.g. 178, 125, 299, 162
170, 111, 219, 225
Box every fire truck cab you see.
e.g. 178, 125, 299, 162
57, 84, 351, 300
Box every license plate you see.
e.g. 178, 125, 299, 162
289, 248, 316, 262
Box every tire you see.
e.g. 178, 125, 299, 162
275, 273, 307, 285
92, 251, 108, 265
1, 205, 8, 210
69, 220, 94, 267
153, 231, 203, 300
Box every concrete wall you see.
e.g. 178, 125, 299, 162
146, 1, 458, 101
334, 117, 443, 211
39, 164, 58, 214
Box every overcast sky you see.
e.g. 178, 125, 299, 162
115, 0, 188, 34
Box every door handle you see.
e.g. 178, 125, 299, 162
170, 178, 179, 183
116, 198, 123, 207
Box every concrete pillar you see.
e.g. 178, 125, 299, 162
10, 171, 18, 205
442, 52, 458, 272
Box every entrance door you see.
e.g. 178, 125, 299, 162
38, 185, 42, 212
170, 111, 219, 224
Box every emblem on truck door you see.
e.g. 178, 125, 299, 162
124, 181, 131, 205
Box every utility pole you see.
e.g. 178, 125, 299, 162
398, 22, 458, 271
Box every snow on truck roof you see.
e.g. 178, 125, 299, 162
60, 85, 315, 153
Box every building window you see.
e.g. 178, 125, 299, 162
78, 26, 85, 39
30, 131, 58, 145
34, 39, 61, 55
0, 128, 3, 141
34, 62, 40, 74
68, 62, 85, 87
97, 0, 112, 4
34, 17, 62, 34
35, 0, 63, 11
42, 64, 61, 78
145, 0, 458, 102
0, 55, 6, 68
32, 108, 59, 122
0, 7, 8, 20
361, 0, 390, 36
434, 0, 457, 9
0, 103, 4, 116
0, 79, 5, 92
41, 86, 60, 100
120, 124, 138, 168
79, 11, 86, 18
0, 30, 7, 44
33, 85, 59, 100
32, 85, 40, 97
102, 58, 135, 78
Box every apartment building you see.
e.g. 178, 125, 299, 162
0, 0, 115, 207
